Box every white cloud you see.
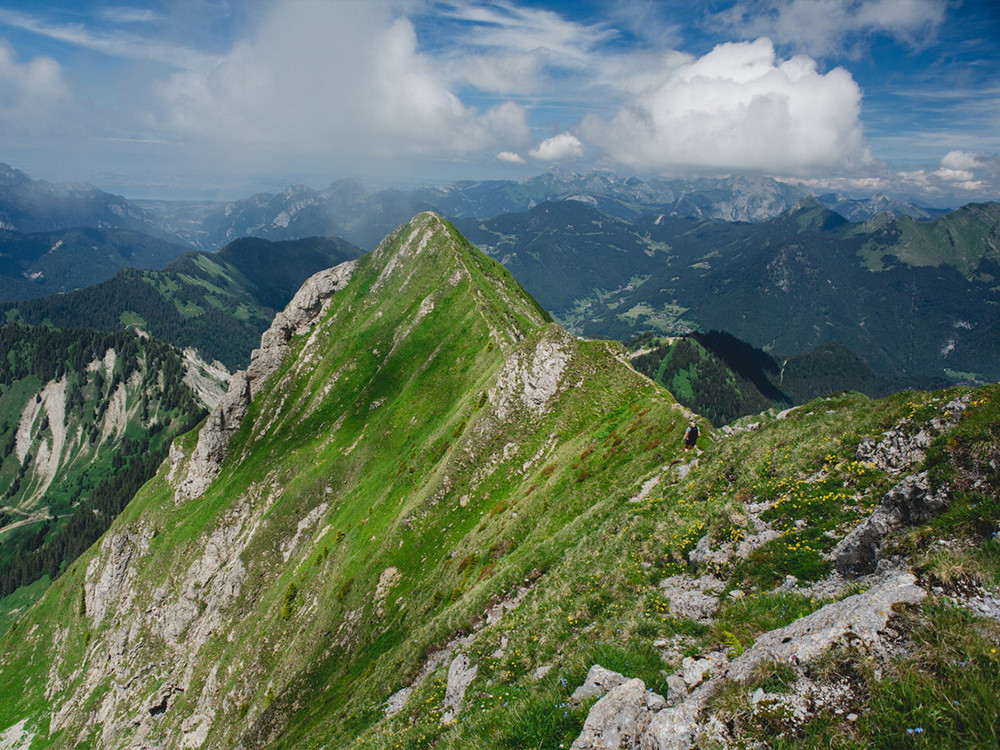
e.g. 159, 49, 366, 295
0, 39, 71, 135
497, 151, 526, 164
708, 0, 948, 57
530, 133, 584, 162
0, 8, 212, 69
792, 150, 1000, 204
580, 38, 871, 176
152, 1, 532, 170
100, 7, 162, 25
925, 150, 1000, 193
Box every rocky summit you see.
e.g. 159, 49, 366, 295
1, 213, 998, 749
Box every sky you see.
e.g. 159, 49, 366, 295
0, 0, 998, 205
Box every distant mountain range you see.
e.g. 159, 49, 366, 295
0, 163, 951, 254
0, 161, 990, 384
0, 164, 175, 239
172, 171, 949, 250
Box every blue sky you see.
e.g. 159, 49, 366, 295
0, 0, 997, 204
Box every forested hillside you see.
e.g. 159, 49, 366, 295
0, 323, 208, 630
0, 227, 194, 301
0, 235, 362, 369
630, 331, 947, 425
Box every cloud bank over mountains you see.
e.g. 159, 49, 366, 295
0, 0, 996, 203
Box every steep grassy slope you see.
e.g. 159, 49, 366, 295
0, 235, 362, 369
1, 214, 997, 750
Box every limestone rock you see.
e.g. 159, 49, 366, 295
0, 719, 33, 750
441, 653, 478, 724
173, 260, 355, 500
659, 575, 725, 622
84, 526, 153, 627
571, 665, 630, 704
832, 471, 949, 577
489, 326, 570, 421
680, 651, 728, 690
727, 571, 925, 681
640, 682, 714, 750
855, 395, 969, 474
571, 678, 667, 750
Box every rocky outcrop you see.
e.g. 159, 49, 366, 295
832, 471, 949, 577
441, 653, 478, 724
572, 572, 926, 750
84, 526, 154, 627
489, 326, 571, 422
658, 575, 726, 622
572, 677, 667, 750
726, 571, 925, 681
571, 665, 631, 704
173, 261, 355, 500
855, 395, 968, 473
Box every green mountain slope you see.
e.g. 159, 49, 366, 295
0, 227, 194, 301
0, 235, 362, 369
0, 323, 210, 631
1, 214, 997, 750
630, 331, 946, 426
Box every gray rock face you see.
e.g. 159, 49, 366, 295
832, 471, 949, 577
441, 653, 478, 725
855, 395, 969, 474
680, 652, 728, 690
727, 571, 925, 681
640, 682, 714, 750
571, 678, 667, 750
489, 326, 571, 421
84, 526, 154, 627
571, 665, 631, 704
855, 426, 933, 474
634, 572, 925, 750
658, 575, 725, 622
173, 260, 355, 500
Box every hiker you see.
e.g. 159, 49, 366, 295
682, 421, 699, 451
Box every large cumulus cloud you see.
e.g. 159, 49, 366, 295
580, 38, 872, 176
152, 1, 531, 169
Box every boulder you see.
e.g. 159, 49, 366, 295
571, 678, 667, 750
571, 665, 630, 704
727, 571, 925, 682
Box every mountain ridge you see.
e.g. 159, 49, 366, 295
0, 213, 997, 750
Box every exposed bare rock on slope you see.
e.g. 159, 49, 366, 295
726, 571, 925, 681
572, 572, 926, 750
832, 471, 950, 576
571, 677, 667, 750
173, 261, 356, 499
